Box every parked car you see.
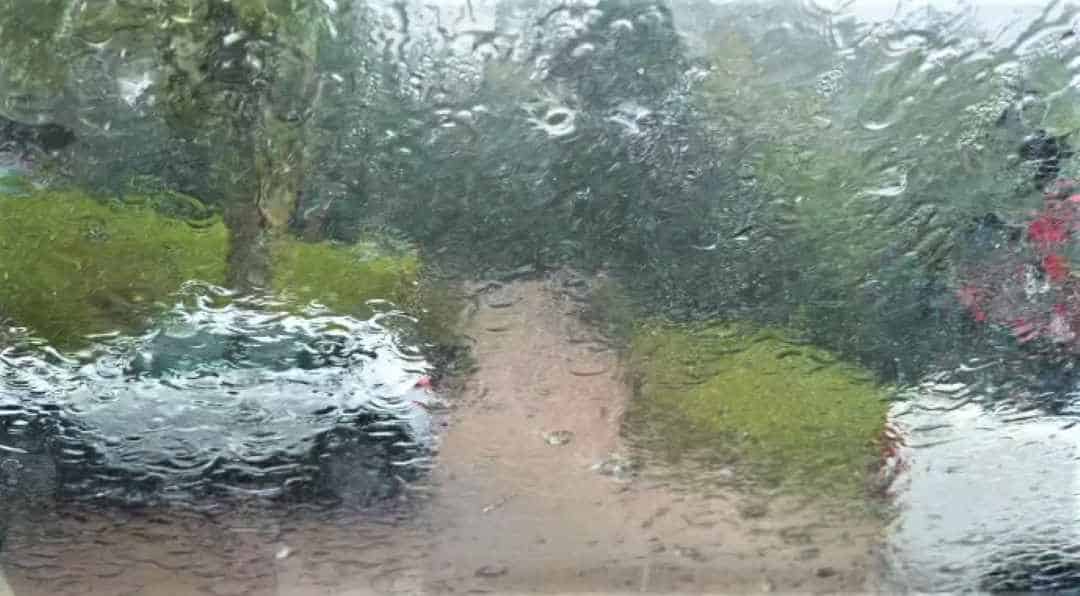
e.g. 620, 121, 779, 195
0, 285, 436, 510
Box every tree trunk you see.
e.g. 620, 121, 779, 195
160, 0, 321, 293
223, 198, 273, 290
227, 14, 319, 291
224, 100, 310, 290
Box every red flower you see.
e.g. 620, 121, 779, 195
1010, 318, 1039, 344
1029, 214, 1069, 248
957, 179, 1080, 347
1043, 253, 1070, 282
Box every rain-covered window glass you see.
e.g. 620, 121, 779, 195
0, 0, 1078, 593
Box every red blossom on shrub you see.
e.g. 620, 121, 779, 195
1009, 318, 1038, 343
1028, 214, 1069, 248
1043, 254, 1070, 282
957, 178, 1080, 347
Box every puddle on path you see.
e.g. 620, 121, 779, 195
0, 272, 884, 594
424, 274, 883, 594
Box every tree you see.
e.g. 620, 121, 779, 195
0, 0, 337, 289
684, 0, 1072, 378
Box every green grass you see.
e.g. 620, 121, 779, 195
272, 237, 420, 316
271, 238, 468, 349
0, 172, 33, 196
0, 188, 437, 347
629, 320, 889, 501
0, 189, 228, 345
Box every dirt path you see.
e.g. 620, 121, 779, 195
1, 500, 434, 595
0, 273, 884, 594
423, 273, 884, 593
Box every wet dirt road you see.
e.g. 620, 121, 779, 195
423, 274, 883, 594
0, 273, 884, 594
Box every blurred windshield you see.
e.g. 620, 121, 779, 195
1, 0, 1078, 594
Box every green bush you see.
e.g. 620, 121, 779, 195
629, 320, 889, 501
272, 237, 420, 316
0, 188, 228, 345
0, 188, 429, 347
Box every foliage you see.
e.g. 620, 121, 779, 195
629, 320, 889, 501
4, 0, 1077, 385
545, 0, 687, 112
0, 188, 431, 348
0, 188, 228, 345
272, 238, 419, 317
682, 5, 1074, 377
1012, 54, 1080, 140
0, 0, 341, 288
0, 171, 31, 196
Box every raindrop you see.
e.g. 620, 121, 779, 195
533, 106, 576, 137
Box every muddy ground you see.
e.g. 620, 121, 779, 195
0, 272, 884, 594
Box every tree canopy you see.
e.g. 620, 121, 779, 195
3, 0, 1078, 381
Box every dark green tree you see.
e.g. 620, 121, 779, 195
0, 0, 336, 289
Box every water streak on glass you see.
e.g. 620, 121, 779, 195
0, 0, 1079, 593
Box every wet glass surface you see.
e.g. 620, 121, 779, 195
1, 0, 1079, 593
2, 284, 433, 507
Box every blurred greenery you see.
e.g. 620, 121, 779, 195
0, 188, 430, 347
629, 320, 889, 501
2, 0, 1077, 383
0, 0, 334, 288
681, 8, 1061, 378
0, 188, 228, 345
272, 237, 419, 316
2, 0, 1079, 515
0, 172, 31, 195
